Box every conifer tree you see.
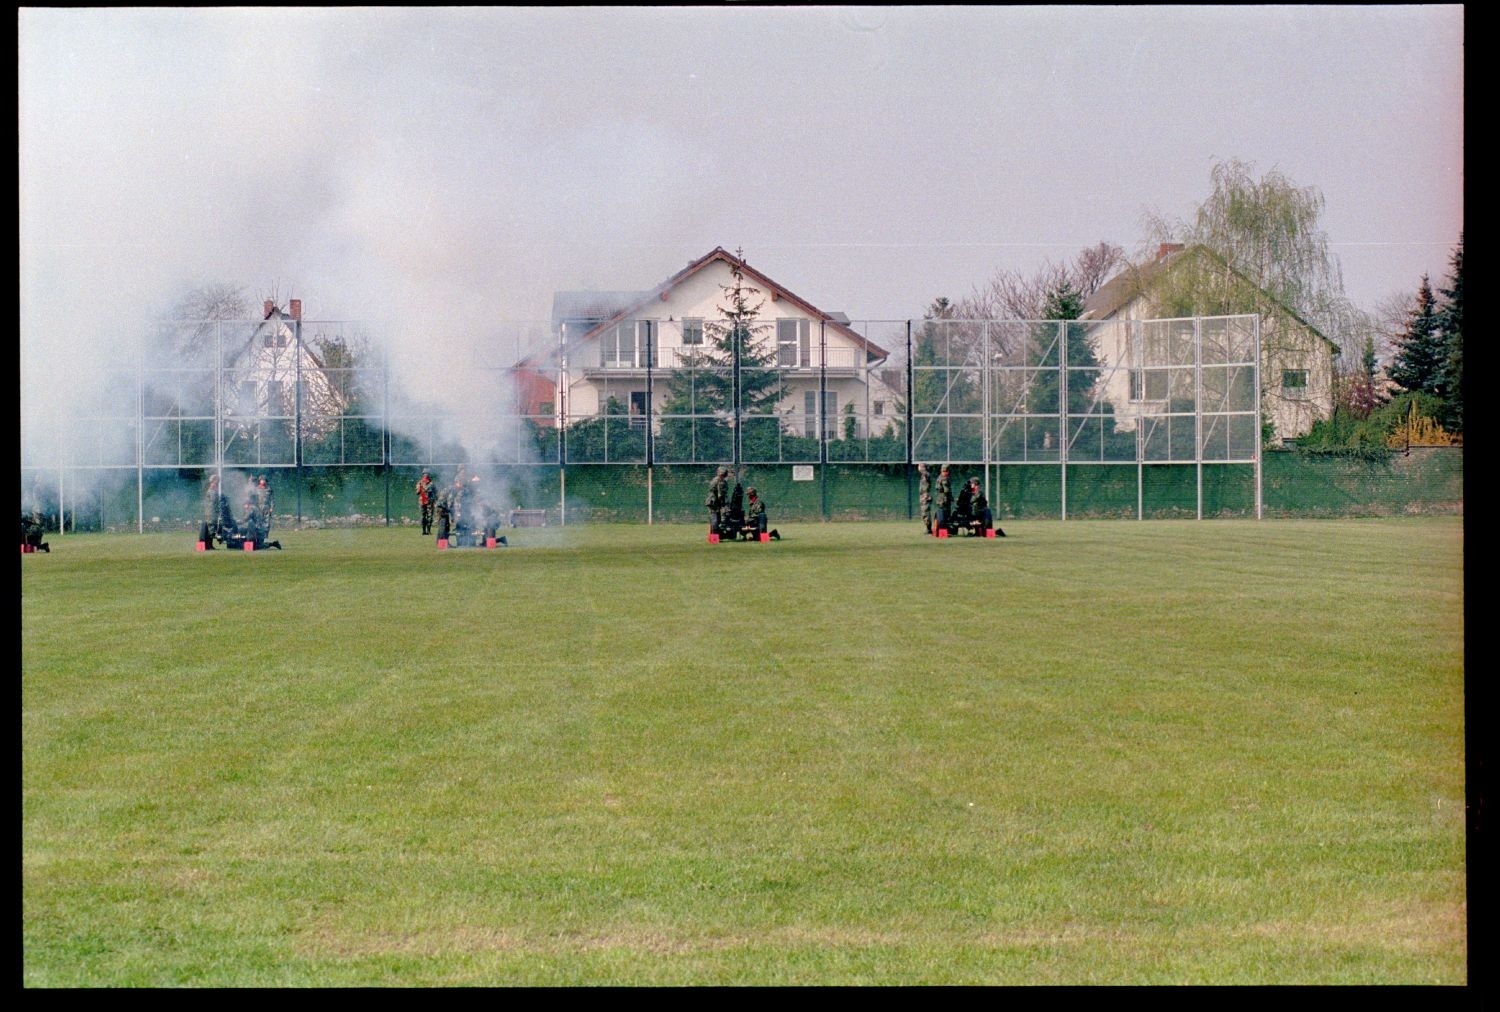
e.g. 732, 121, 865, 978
1435, 235, 1463, 430
1387, 275, 1444, 397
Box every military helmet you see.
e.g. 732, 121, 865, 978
969, 476, 980, 485
941, 464, 950, 472
717, 466, 728, 477
747, 487, 757, 496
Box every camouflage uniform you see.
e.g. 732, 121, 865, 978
416, 471, 435, 534
934, 466, 952, 530
450, 479, 470, 534
204, 476, 234, 545
255, 477, 274, 533
745, 487, 766, 532
434, 488, 453, 540
242, 500, 263, 544
745, 487, 779, 540
968, 479, 992, 530
918, 463, 932, 534
706, 467, 729, 530
203, 478, 220, 531
21, 512, 49, 552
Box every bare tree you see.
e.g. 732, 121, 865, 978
956, 241, 1124, 322
161, 283, 251, 362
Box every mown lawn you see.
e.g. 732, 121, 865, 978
22, 518, 1465, 985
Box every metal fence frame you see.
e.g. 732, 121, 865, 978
23, 315, 1261, 531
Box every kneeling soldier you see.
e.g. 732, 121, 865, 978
745, 487, 780, 541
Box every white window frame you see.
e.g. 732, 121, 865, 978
778, 319, 810, 368
1130, 367, 1169, 402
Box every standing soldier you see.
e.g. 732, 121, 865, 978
415, 469, 435, 535
256, 475, 274, 533
434, 486, 452, 541
202, 476, 222, 551
706, 466, 729, 533
934, 464, 952, 533
450, 470, 471, 536
918, 462, 933, 535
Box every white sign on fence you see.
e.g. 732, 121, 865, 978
792, 465, 814, 481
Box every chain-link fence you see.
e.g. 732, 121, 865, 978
18, 313, 1463, 532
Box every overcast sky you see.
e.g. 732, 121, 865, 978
21, 5, 1462, 356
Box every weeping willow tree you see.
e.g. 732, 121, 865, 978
1143, 159, 1360, 440
1146, 160, 1352, 325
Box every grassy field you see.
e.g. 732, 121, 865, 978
22, 518, 1465, 985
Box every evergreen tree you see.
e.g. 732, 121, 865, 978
1435, 234, 1463, 431
1387, 276, 1444, 397
656, 249, 781, 464
908, 297, 982, 461
1346, 333, 1385, 418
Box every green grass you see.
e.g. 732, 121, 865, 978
22, 518, 1465, 985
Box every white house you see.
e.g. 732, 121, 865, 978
1081, 244, 1340, 442
223, 300, 346, 442
548, 248, 902, 439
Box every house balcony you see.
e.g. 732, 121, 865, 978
577, 346, 872, 379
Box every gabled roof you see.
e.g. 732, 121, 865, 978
1083, 245, 1340, 354
234, 307, 330, 371
570, 247, 890, 362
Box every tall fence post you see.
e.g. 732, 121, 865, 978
1059, 321, 1069, 521
136, 345, 144, 532
383, 343, 391, 526
906, 319, 914, 520
646, 320, 654, 525
1135, 319, 1144, 521
1194, 317, 1203, 520
1254, 315, 1263, 520
819, 320, 828, 521
294, 315, 303, 524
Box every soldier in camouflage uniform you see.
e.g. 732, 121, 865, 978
202, 476, 220, 547
21, 511, 49, 552
255, 476, 274, 535
434, 486, 453, 541
918, 463, 933, 535
415, 469, 436, 535
745, 487, 780, 540
967, 476, 995, 533
450, 472, 471, 535
706, 466, 729, 533
203, 475, 234, 547
934, 464, 952, 532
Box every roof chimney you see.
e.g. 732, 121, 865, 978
263, 299, 275, 319
289, 299, 302, 321
1157, 243, 1185, 262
